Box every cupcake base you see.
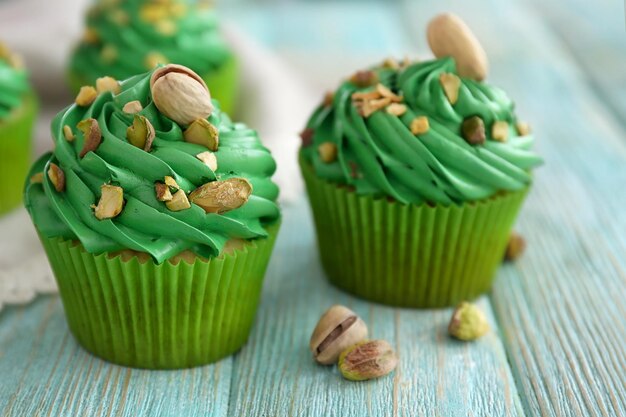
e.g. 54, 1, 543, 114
67, 54, 239, 115
40, 222, 279, 369
0, 94, 37, 215
300, 158, 528, 308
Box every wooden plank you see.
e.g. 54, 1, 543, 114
227, 199, 523, 417
526, 0, 626, 127
400, 1, 626, 416
0, 297, 232, 417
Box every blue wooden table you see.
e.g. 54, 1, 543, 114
1, 0, 626, 416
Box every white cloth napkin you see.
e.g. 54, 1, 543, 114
0, 0, 318, 310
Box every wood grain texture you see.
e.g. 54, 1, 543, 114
227, 200, 523, 417
400, 0, 626, 416
0, 297, 233, 417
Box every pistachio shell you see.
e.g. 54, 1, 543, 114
309, 305, 369, 365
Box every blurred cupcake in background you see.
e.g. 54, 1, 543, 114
0, 42, 37, 215
299, 14, 542, 308
68, 0, 238, 114
25, 64, 280, 368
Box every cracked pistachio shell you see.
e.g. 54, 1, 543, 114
309, 305, 368, 365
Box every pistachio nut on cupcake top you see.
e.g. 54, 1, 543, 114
70, 0, 232, 84
0, 42, 31, 119
300, 14, 541, 206
25, 64, 279, 264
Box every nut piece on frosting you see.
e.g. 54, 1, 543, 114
196, 151, 218, 171
516, 121, 532, 136
189, 178, 252, 214
123, 100, 143, 114
318, 142, 338, 163
96, 76, 120, 95
164, 176, 180, 191
150, 64, 213, 126
309, 305, 368, 365
63, 125, 75, 142
155, 182, 173, 202
166, 189, 191, 212
126, 115, 155, 151
95, 185, 124, 220
492, 121, 509, 142
77, 118, 102, 158
184, 118, 219, 151
47, 163, 65, 192
75, 86, 98, 107
462, 116, 486, 145
427, 13, 488, 81
439, 73, 461, 105
410, 116, 430, 135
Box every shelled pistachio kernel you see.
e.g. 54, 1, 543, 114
196, 151, 218, 171
410, 116, 430, 135
462, 116, 486, 145
376, 83, 402, 102
309, 305, 368, 365
96, 76, 120, 94
339, 340, 398, 381
47, 163, 65, 192
505, 231, 526, 261
123, 100, 143, 114
448, 302, 490, 341
155, 182, 172, 202
100, 45, 118, 63
299, 127, 315, 147
516, 121, 531, 136
126, 115, 155, 151
75, 86, 97, 107
189, 178, 252, 214
184, 118, 219, 151
166, 189, 191, 211
164, 176, 180, 191
386, 103, 407, 116
83, 27, 99, 44
145, 52, 168, 70
358, 98, 391, 118
156, 20, 176, 36
492, 121, 509, 142
77, 118, 102, 158
382, 57, 399, 69
318, 142, 338, 163
439, 73, 461, 105
95, 185, 124, 220
349, 70, 379, 88
30, 172, 44, 184
63, 125, 75, 142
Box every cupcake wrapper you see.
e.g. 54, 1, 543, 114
300, 159, 528, 308
0, 95, 37, 215
67, 55, 239, 115
40, 222, 279, 369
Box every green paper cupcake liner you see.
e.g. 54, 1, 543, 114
300, 158, 528, 308
40, 222, 279, 369
0, 95, 37, 215
67, 55, 239, 115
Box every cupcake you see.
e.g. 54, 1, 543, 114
24, 64, 280, 368
0, 42, 37, 215
299, 14, 541, 308
68, 0, 238, 114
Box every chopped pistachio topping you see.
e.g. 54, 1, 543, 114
462, 116, 486, 145
410, 116, 430, 135
166, 189, 191, 211
155, 182, 173, 202
516, 121, 531, 136
77, 118, 102, 158
439, 72, 461, 105
75, 86, 97, 107
492, 121, 509, 142
196, 151, 218, 171
95, 185, 124, 220
189, 178, 252, 214
386, 103, 407, 116
126, 115, 155, 151
122, 100, 143, 114
96, 76, 120, 95
47, 163, 65, 192
63, 125, 75, 142
318, 142, 338, 163
184, 118, 219, 151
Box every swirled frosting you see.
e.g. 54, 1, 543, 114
301, 57, 542, 205
0, 46, 31, 119
25, 68, 279, 264
69, 0, 232, 84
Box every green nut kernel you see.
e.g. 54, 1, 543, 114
448, 302, 490, 341
338, 340, 398, 381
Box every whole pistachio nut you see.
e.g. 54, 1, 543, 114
448, 302, 490, 341
189, 178, 252, 214
309, 305, 368, 365
150, 64, 213, 126
338, 340, 398, 381
427, 13, 488, 81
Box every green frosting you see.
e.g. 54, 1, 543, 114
301, 58, 542, 205
25, 68, 280, 264
0, 49, 31, 119
69, 0, 232, 85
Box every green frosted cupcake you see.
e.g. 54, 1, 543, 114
299, 14, 541, 308
0, 42, 37, 215
68, 0, 238, 114
25, 64, 280, 369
